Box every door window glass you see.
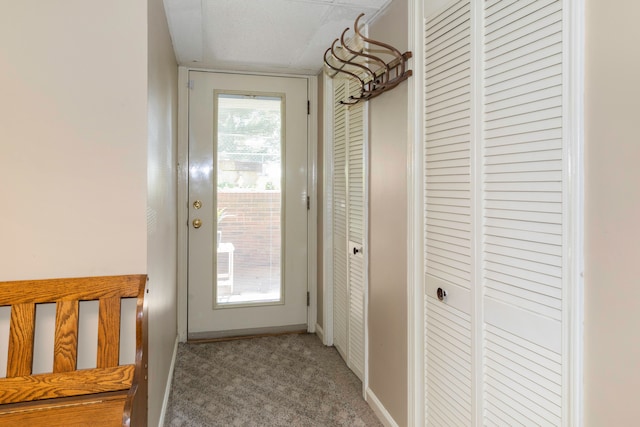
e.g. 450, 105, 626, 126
215, 93, 284, 307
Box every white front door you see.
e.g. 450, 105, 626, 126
187, 71, 309, 339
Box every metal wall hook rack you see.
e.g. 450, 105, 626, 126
324, 13, 412, 104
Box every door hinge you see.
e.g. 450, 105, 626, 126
306, 196, 310, 210
187, 80, 194, 90
307, 291, 310, 306
307, 100, 310, 115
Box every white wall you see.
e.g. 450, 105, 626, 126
0, 1, 148, 279
147, 0, 179, 424
584, 0, 640, 424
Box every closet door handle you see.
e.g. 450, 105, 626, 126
436, 287, 447, 302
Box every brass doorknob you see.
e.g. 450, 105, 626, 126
192, 219, 202, 229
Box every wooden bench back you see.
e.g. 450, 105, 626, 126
0, 275, 146, 417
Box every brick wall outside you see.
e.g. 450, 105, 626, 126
217, 191, 281, 287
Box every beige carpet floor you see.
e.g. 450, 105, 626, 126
164, 333, 382, 426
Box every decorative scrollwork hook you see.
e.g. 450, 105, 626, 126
323, 13, 412, 104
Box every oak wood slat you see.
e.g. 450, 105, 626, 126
7, 303, 36, 377
0, 392, 128, 427
0, 275, 145, 305
53, 300, 79, 373
98, 296, 121, 368
0, 365, 135, 405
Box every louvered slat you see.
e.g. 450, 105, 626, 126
485, 324, 563, 425
348, 85, 364, 244
425, 295, 472, 426
424, 2, 473, 426
348, 253, 365, 380
482, 0, 564, 424
332, 77, 348, 357
425, 0, 472, 291
483, 0, 564, 319
346, 77, 366, 380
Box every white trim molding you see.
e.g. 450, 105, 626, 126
361, 81, 371, 399
408, 0, 425, 425
322, 71, 334, 346
177, 66, 189, 343
563, 0, 585, 425
366, 388, 400, 427
158, 336, 179, 426
307, 75, 319, 334
315, 323, 324, 344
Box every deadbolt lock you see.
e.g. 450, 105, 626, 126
192, 219, 202, 229
193, 200, 202, 209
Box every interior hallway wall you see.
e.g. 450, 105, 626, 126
147, 0, 179, 425
584, 0, 640, 424
0, 1, 148, 279
368, 0, 409, 424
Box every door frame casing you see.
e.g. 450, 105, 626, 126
321, 71, 334, 347
407, 0, 424, 425
177, 67, 318, 341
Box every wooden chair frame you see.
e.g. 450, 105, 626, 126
0, 275, 148, 426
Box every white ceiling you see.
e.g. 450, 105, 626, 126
163, 0, 392, 75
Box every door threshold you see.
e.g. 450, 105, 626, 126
188, 324, 308, 343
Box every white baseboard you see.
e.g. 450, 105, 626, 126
158, 336, 179, 427
366, 388, 399, 427
315, 323, 325, 344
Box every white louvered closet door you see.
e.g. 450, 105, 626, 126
482, 1, 565, 424
424, 1, 474, 425
347, 79, 366, 380
424, 0, 571, 425
333, 77, 349, 359
332, 76, 366, 381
